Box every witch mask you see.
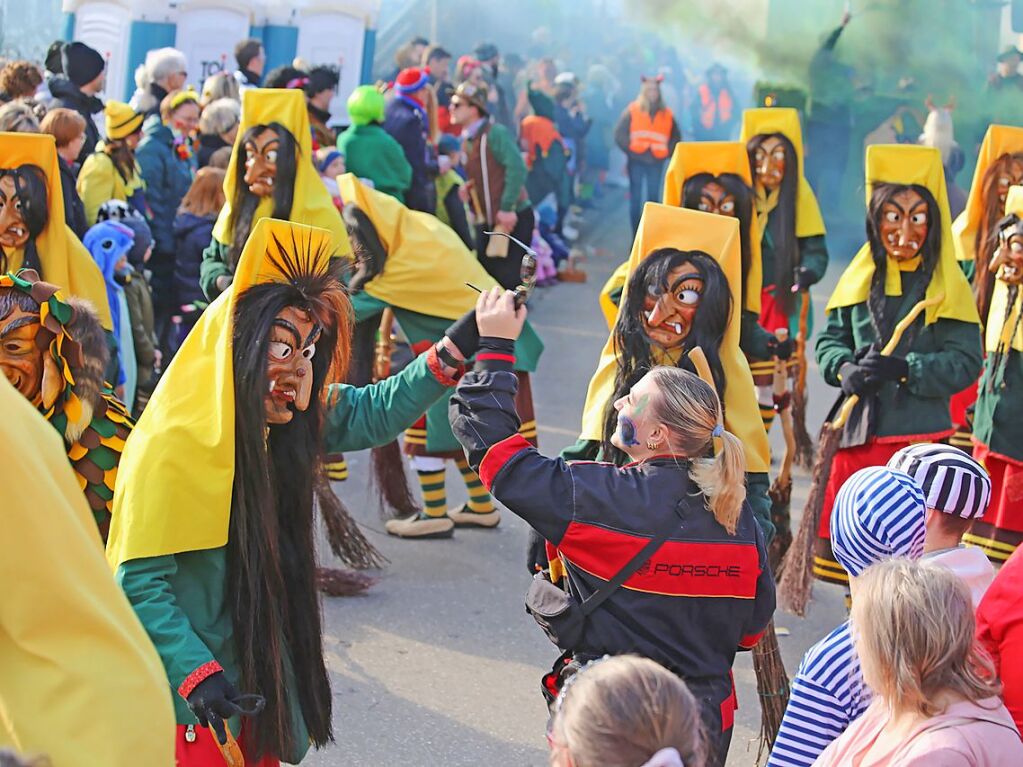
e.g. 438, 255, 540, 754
0, 165, 48, 254
243, 126, 281, 198
264, 305, 321, 425
642, 261, 704, 349
992, 214, 1023, 285
750, 134, 787, 192
879, 187, 929, 262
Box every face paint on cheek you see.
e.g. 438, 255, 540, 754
617, 414, 641, 447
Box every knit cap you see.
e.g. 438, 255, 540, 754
830, 466, 927, 577
887, 444, 991, 520
395, 67, 430, 95
347, 85, 384, 126
62, 42, 105, 88
105, 101, 144, 140
117, 215, 153, 269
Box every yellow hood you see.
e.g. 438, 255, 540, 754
987, 185, 1023, 352
1, 132, 112, 329
661, 140, 762, 315
827, 144, 978, 327
739, 108, 826, 238
580, 202, 770, 474
108, 219, 336, 567
952, 124, 1023, 262
337, 173, 501, 318
212, 89, 350, 256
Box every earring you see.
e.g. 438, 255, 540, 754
646, 440, 659, 451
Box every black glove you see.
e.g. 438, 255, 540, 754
445, 308, 480, 359
839, 361, 881, 397
792, 266, 816, 292
526, 527, 549, 575
186, 671, 244, 745
766, 336, 794, 360
859, 347, 909, 383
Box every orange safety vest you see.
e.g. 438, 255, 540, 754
628, 102, 673, 159
698, 84, 733, 130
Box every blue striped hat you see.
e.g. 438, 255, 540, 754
886, 444, 991, 520
831, 466, 927, 577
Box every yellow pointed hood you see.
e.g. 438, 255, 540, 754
580, 202, 770, 474
827, 144, 978, 327
1, 132, 112, 329
952, 124, 1023, 262
211, 89, 350, 256
337, 173, 500, 318
108, 218, 336, 568
739, 107, 826, 238
986, 185, 1023, 352
661, 140, 762, 316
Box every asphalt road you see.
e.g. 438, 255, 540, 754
306, 190, 850, 767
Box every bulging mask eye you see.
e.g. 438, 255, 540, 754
301, 343, 316, 360
910, 212, 927, 225
720, 200, 735, 214
265, 149, 278, 164
268, 341, 292, 361
677, 288, 701, 305
885, 210, 899, 223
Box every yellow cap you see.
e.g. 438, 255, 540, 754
104, 101, 144, 139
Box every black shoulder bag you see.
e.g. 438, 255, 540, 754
525, 511, 684, 651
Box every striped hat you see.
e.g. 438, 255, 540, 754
104, 101, 144, 140
887, 444, 991, 519
831, 466, 927, 577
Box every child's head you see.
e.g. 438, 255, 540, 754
83, 221, 135, 278
437, 133, 461, 162
316, 148, 346, 179
548, 655, 706, 767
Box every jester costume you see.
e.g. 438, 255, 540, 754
947, 125, 1023, 450
813, 145, 981, 584
0, 270, 133, 539
336, 174, 544, 537
740, 109, 827, 432
110, 219, 467, 765
0, 375, 174, 766
570, 202, 775, 539
1, 132, 112, 329
964, 185, 1023, 563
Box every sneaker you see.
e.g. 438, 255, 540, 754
449, 504, 501, 528
384, 513, 455, 539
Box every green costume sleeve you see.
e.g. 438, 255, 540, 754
117, 555, 217, 694
814, 305, 856, 387
347, 290, 389, 323
560, 438, 601, 461
746, 471, 775, 543
323, 352, 450, 453
740, 309, 775, 360
493, 125, 529, 211
959, 259, 976, 282
904, 318, 983, 399
798, 234, 829, 284
200, 238, 233, 302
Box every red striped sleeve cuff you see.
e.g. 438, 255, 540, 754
478, 433, 531, 489
177, 660, 223, 699
737, 630, 765, 649
425, 345, 461, 387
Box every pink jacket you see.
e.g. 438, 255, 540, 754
814, 697, 1023, 766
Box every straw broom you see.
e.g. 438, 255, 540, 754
791, 290, 815, 469
769, 329, 797, 576
777, 294, 943, 616
687, 347, 790, 753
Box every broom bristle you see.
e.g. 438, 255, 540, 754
753, 621, 791, 762
791, 385, 816, 469
317, 479, 389, 569
768, 477, 793, 576
370, 440, 422, 519
777, 423, 842, 617
316, 566, 377, 596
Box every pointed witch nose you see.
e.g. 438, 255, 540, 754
647, 295, 672, 327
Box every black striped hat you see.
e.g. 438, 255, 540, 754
887, 444, 991, 520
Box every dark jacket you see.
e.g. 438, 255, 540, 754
136, 115, 196, 255
173, 212, 215, 309
57, 154, 88, 239
451, 338, 775, 715
47, 75, 102, 165
196, 133, 230, 169
383, 96, 438, 213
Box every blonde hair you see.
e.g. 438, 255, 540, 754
649, 366, 746, 533
200, 71, 240, 106
199, 97, 240, 137
852, 558, 1000, 717
552, 655, 706, 767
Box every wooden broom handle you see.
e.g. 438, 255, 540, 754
832, 293, 944, 429
796, 290, 810, 396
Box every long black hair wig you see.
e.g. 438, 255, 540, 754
228, 230, 352, 759
602, 248, 732, 464
746, 132, 799, 315
974, 152, 1023, 322
227, 123, 299, 269
682, 171, 755, 307
865, 182, 942, 345
0, 164, 49, 275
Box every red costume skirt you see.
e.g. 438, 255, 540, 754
813, 439, 916, 585
175, 724, 279, 767
948, 380, 979, 450
758, 285, 790, 337
964, 443, 1023, 564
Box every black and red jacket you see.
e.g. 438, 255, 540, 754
450, 338, 776, 724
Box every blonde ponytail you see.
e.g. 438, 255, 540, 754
689, 428, 746, 534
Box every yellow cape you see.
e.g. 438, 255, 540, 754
108, 219, 335, 567
952, 124, 1023, 262
579, 202, 770, 474
987, 185, 1023, 352
826, 144, 978, 327
337, 173, 500, 318
739, 107, 826, 238
211, 89, 350, 256
2, 132, 112, 329
661, 140, 762, 316
1, 375, 173, 764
